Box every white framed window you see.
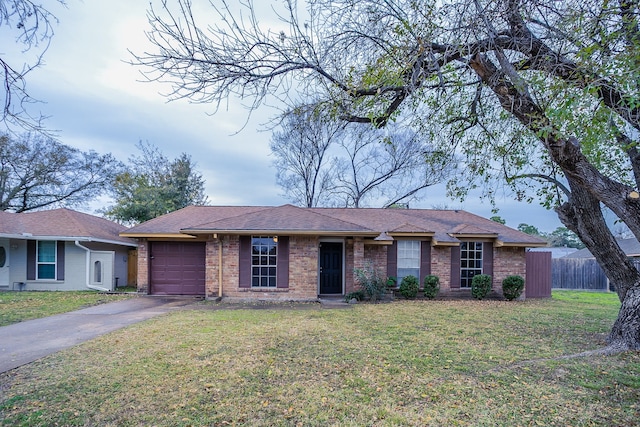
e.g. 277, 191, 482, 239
460, 241, 483, 288
397, 240, 420, 285
37, 240, 56, 280
251, 236, 277, 287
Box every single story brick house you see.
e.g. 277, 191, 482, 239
0, 208, 138, 292
121, 205, 547, 300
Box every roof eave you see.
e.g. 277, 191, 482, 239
180, 229, 376, 237
120, 232, 198, 239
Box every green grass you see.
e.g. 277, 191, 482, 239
1, 291, 638, 426
0, 291, 134, 326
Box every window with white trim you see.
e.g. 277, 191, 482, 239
37, 240, 56, 280
251, 236, 277, 287
397, 240, 420, 285
460, 241, 483, 288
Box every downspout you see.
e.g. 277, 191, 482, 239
75, 241, 111, 292
218, 237, 223, 298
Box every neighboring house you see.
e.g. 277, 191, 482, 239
0, 209, 138, 292
561, 238, 640, 259
529, 246, 578, 259
121, 205, 547, 300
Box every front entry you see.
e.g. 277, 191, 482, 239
319, 242, 343, 294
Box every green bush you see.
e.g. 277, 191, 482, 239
344, 290, 365, 302
502, 275, 525, 301
399, 275, 419, 299
386, 276, 397, 288
423, 275, 440, 299
353, 264, 388, 302
471, 274, 492, 300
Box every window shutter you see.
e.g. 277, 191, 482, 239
450, 246, 461, 289
387, 241, 397, 279
420, 241, 431, 285
27, 240, 36, 280
482, 242, 493, 278
57, 241, 65, 280
276, 236, 289, 288
238, 236, 251, 288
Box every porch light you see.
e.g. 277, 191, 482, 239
273, 236, 278, 243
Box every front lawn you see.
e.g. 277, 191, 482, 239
0, 291, 134, 327
1, 291, 638, 426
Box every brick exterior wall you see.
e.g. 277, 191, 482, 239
139, 234, 528, 301
136, 239, 149, 293
431, 245, 452, 292
492, 246, 526, 294
214, 235, 319, 301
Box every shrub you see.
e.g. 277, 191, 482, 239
386, 276, 397, 288
344, 290, 365, 302
399, 275, 419, 299
353, 264, 388, 302
423, 275, 440, 299
502, 275, 525, 301
471, 274, 492, 300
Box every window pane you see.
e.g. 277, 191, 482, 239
38, 264, 55, 279
37, 241, 56, 262
397, 241, 420, 284
251, 236, 278, 287
460, 241, 483, 288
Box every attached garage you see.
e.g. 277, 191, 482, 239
149, 241, 205, 295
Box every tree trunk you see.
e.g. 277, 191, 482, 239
470, 53, 640, 351
556, 178, 640, 350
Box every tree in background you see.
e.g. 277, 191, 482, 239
134, 0, 640, 349
330, 124, 454, 207
0, 132, 121, 212
103, 141, 208, 224
518, 223, 585, 249
1, 1, 66, 131
270, 104, 343, 207
272, 104, 455, 208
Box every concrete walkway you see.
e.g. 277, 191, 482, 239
0, 297, 198, 373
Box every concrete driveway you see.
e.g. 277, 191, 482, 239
0, 297, 198, 373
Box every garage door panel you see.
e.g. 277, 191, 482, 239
150, 242, 205, 295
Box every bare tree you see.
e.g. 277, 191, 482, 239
331, 124, 454, 208
270, 104, 343, 207
134, 0, 640, 350
0, 132, 122, 212
0, 0, 66, 132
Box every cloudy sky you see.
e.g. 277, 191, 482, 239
4, 0, 568, 232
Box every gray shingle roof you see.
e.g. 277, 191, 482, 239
122, 205, 547, 247
0, 208, 136, 246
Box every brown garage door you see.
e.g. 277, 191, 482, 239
150, 241, 205, 295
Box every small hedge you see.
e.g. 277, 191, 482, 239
399, 275, 419, 299
471, 274, 492, 300
423, 275, 440, 299
502, 275, 525, 301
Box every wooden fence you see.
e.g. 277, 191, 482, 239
551, 258, 640, 291
525, 251, 552, 298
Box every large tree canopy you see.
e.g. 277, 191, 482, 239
134, 0, 640, 350
0, 132, 121, 212
102, 141, 209, 225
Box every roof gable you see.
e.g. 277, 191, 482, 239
183, 204, 371, 233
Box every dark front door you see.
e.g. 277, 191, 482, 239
319, 242, 343, 294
